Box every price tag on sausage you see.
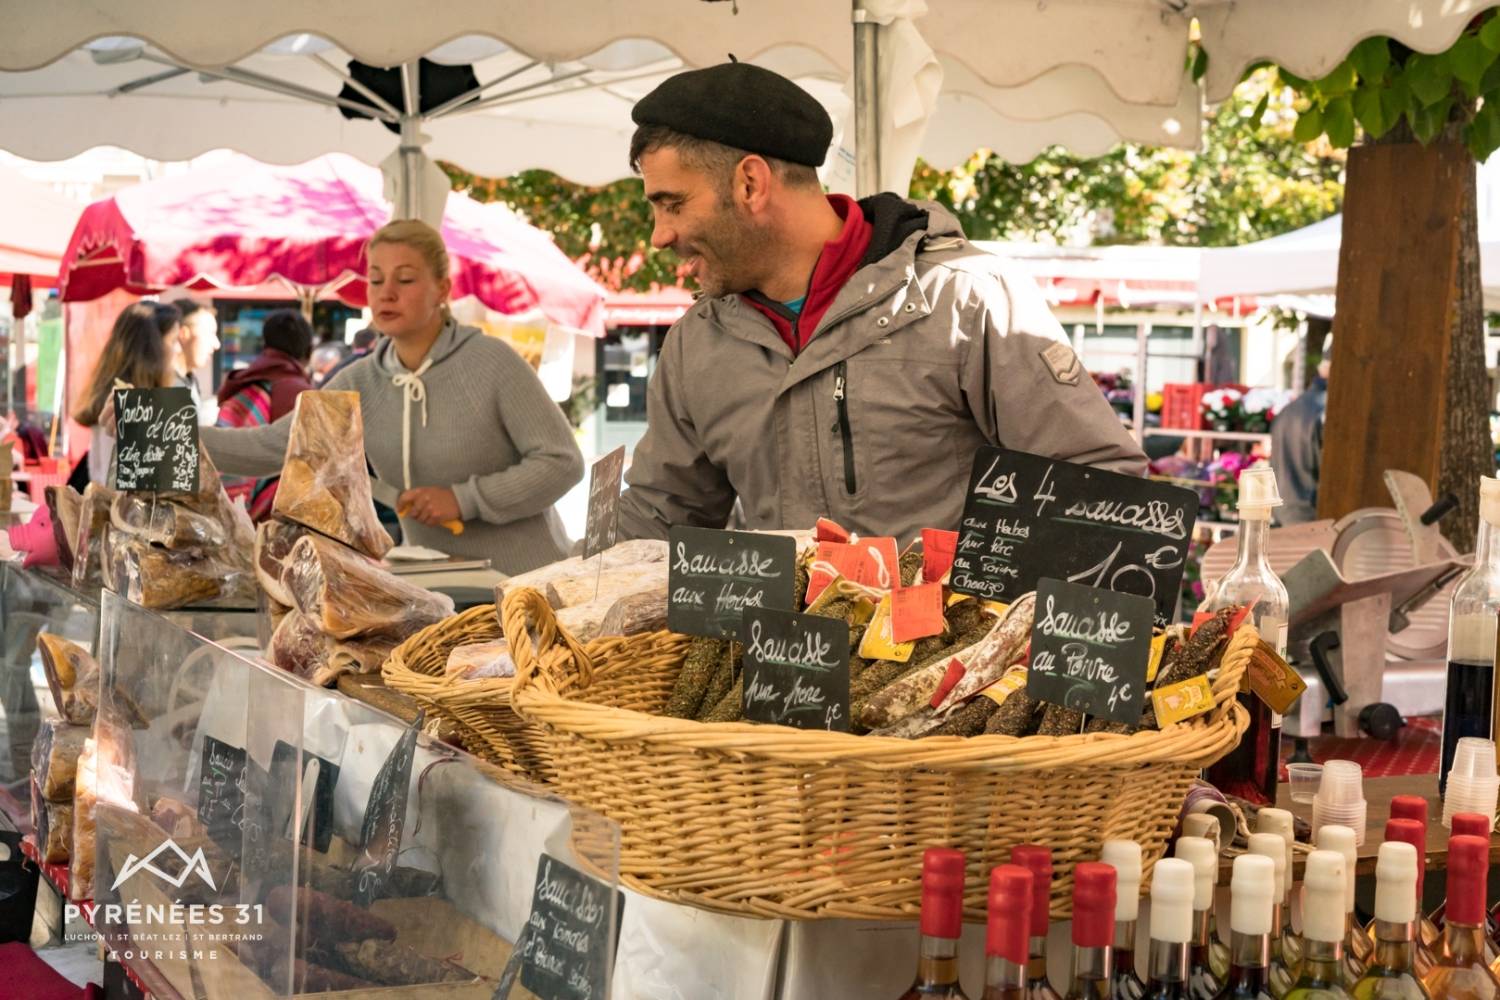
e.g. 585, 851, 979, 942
1151, 674, 1216, 726
806, 536, 899, 602
740, 607, 851, 732
950, 446, 1197, 628
921, 528, 958, 584
1025, 578, 1154, 726
113, 387, 199, 493
859, 595, 915, 662
890, 582, 945, 643
667, 527, 797, 639
518, 853, 624, 1000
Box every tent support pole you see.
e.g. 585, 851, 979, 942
853, 0, 880, 198
399, 62, 422, 221
1133, 321, 1148, 445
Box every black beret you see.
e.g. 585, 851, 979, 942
632, 61, 833, 167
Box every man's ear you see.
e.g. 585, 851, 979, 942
735, 155, 776, 213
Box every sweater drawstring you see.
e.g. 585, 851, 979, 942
391, 358, 432, 490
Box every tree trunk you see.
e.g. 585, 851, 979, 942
1317, 131, 1495, 551
1438, 158, 1494, 549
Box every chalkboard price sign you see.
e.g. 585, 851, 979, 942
353, 711, 423, 907
519, 853, 624, 1000
1025, 578, 1154, 726
950, 447, 1197, 627
197, 735, 248, 850
113, 387, 199, 493
666, 526, 797, 639
583, 446, 626, 559
740, 607, 852, 732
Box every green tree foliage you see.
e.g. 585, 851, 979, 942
1274, 10, 1500, 157
908, 69, 1344, 247
443, 68, 1346, 292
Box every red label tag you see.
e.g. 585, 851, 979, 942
920, 528, 959, 585
1227, 601, 1257, 637
815, 517, 850, 544
1191, 610, 1214, 634
852, 536, 900, 591
891, 581, 945, 643
807, 542, 877, 603
930, 658, 967, 708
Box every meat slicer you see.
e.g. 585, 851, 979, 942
1199, 471, 1468, 742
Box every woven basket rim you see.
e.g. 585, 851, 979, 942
506, 586, 1254, 773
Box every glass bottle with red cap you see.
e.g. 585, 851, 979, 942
985, 865, 1034, 1000
898, 847, 971, 999
1064, 862, 1116, 1000
1013, 846, 1063, 1000
1377, 796, 1442, 951
1382, 819, 1438, 977
1421, 835, 1500, 1000
1439, 814, 1498, 961
1350, 841, 1428, 1000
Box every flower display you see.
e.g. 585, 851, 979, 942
1200, 385, 1295, 433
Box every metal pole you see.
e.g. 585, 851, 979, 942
1133, 321, 1149, 445
399, 61, 422, 221
852, 1, 880, 198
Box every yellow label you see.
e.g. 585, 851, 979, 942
982, 600, 1010, 618
1247, 643, 1307, 715
859, 595, 915, 662
1145, 632, 1168, 684
979, 666, 1028, 706
806, 574, 849, 616
851, 597, 878, 627
946, 592, 971, 608
1152, 675, 1216, 726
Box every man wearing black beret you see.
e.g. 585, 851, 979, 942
617, 61, 1146, 543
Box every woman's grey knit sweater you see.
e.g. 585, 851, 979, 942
201, 319, 583, 574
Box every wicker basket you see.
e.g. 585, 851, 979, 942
381, 603, 590, 782
506, 587, 1254, 921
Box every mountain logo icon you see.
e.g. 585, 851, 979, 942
111, 838, 218, 893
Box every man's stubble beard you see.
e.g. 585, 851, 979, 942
697, 198, 776, 299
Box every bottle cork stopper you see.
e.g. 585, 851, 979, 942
1173, 837, 1219, 913
1071, 863, 1117, 949
1374, 841, 1418, 924
1230, 854, 1276, 935
987, 864, 1034, 964
1247, 832, 1287, 905
1150, 859, 1197, 944
1100, 840, 1142, 922
1301, 850, 1347, 944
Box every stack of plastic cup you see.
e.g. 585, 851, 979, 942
1442, 737, 1500, 830
1312, 759, 1367, 845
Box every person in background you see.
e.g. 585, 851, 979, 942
309, 341, 349, 387
215, 309, 316, 520
201, 219, 583, 574
70, 301, 181, 489
324, 327, 378, 382
1271, 333, 1331, 524
170, 299, 222, 425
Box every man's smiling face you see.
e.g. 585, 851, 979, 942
640, 146, 770, 298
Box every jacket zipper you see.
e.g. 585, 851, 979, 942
832, 360, 857, 494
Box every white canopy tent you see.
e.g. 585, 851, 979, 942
4, 0, 1487, 213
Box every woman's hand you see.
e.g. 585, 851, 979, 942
396, 486, 462, 527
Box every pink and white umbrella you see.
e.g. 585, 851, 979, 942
57, 152, 606, 336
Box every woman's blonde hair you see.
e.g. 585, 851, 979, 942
367, 219, 451, 283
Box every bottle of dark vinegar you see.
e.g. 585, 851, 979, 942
1440, 476, 1500, 797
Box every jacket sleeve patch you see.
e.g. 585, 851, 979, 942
1040, 341, 1083, 386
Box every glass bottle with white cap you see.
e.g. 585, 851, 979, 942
1203, 462, 1290, 805
1182, 815, 1232, 980
1284, 851, 1355, 1000
1314, 824, 1372, 982
1176, 836, 1229, 996
1102, 840, 1148, 1000
1213, 853, 1278, 1000
1441, 475, 1500, 797
1146, 859, 1198, 1000
1259, 809, 1304, 969
1351, 841, 1428, 1000
1247, 832, 1299, 999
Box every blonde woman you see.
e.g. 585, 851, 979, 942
201, 220, 583, 574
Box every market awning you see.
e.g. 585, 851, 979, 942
0, 162, 84, 288
604, 287, 696, 328
57, 152, 607, 336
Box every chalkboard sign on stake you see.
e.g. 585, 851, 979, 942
352, 711, 423, 907
269, 741, 341, 853
583, 446, 626, 560
113, 387, 199, 494
519, 853, 625, 1000
1025, 578, 1155, 726
740, 607, 851, 732
951, 447, 1197, 628
667, 526, 797, 639
197, 735, 248, 850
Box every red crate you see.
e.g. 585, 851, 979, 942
1161, 382, 1210, 430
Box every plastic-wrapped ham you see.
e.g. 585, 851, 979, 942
272, 391, 392, 560
255, 518, 308, 607
270, 611, 398, 687
493, 538, 667, 609
282, 533, 452, 641
110, 492, 228, 549
37, 633, 100, 725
